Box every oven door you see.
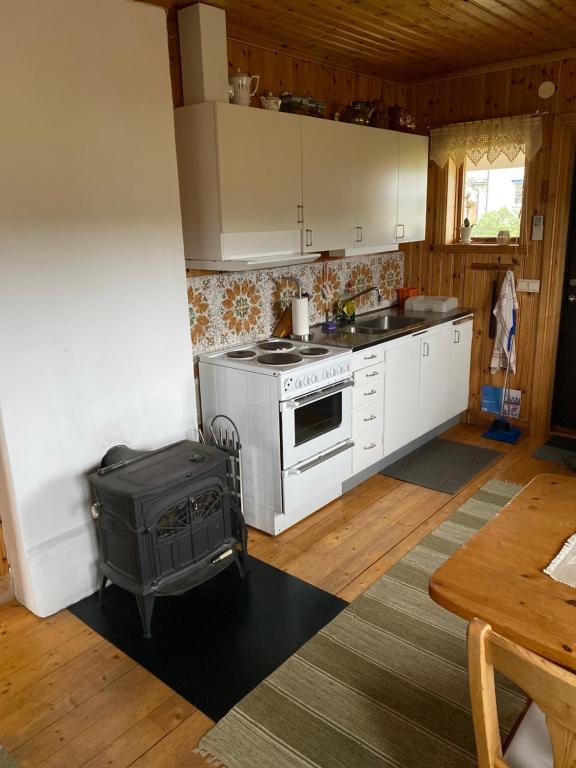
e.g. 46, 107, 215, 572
280, 379, 353, 468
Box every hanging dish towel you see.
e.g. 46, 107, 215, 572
490, 269, 518, 374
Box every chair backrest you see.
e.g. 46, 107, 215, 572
468, 619, 576, 768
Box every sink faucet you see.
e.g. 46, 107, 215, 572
336, 286, 383, 321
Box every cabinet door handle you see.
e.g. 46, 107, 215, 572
365, 370, 379, 378
454, 330, 460, 344
358, 226, 363, 242
396, 223, 405, 239
363, 353, 377, 361
364, 388, 377, 396
364, 442, 377, 450
422, 342, 430, 357
363, 414, 376, 422
297, 204, 304, 224
305, 229, 313, 247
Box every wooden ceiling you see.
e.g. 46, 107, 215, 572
142, 0, 576, 82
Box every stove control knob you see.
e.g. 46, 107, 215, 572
330, 367, 337, 377
312, 373, 318, 383
304, 375, 311, 386
295, 379, 302, 388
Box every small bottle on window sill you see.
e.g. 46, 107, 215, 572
460, 218, 474, 244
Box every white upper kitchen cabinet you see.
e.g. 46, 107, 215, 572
448, 316, 474, 418
396, 133, 429, 244
174, 102, 305, 266
301, 118, 357, 252
417, 324, 452, 436
383, 333, 421, 456
356, 128, 399, 249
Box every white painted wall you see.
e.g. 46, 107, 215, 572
0, 0, 198, 615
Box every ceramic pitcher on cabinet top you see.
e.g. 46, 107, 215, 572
229, 70, 260, 106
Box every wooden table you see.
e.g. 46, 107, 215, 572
429, 474, 576, 671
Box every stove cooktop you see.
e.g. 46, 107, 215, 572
199, 338, 350, 375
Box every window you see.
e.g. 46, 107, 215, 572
460, 152, 525, 240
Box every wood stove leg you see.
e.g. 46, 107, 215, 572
135, 594, 156, 639
98, 573, 109, 606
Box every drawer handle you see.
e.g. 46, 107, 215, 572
364, 389, 377, 396
363, 414, 376, 422
364, 443, 377, 450
365, 371, 379, 377
363, 353, 377, 360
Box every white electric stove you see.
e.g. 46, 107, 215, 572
199, 339, 354, 535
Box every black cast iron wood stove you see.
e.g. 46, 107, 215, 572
89, 440, 248, 638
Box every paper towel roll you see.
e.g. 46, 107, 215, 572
292, 297, 309, 337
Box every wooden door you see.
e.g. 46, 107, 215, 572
396, 133, 429, 244
418, 325, 452, 435
217, 103, 302, 234
448, 318, 474, 419
384, 335, 421, 456
356, 128, 399, 249
301, 118, 357, 252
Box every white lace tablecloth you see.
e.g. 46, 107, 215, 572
544, 533, 576, 588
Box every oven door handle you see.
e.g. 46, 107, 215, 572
283, 440, 354, 476
281, 379, 354, 411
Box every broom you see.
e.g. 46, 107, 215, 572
483, 312, 522, 444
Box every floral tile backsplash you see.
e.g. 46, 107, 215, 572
187, 251, 404, 354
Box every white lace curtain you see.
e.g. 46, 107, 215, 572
430, 114, 543, 168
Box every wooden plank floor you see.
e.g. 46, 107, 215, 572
0, 425, 571, 767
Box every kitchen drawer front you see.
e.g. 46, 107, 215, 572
352, 378, 384, 411
353, 428, 384, 474
354, 362, 384, 388
353, 402, 383, 438
352, 345, 385, 372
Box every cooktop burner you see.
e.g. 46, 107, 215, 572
258, 353, 303, 366
258, 341, 295, 352
226, 350, 257, 359
299, 346, 330, 357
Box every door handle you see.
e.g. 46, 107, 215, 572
422, 342, 430, 357
395, 224, 405, 239
297, 204, 304, 224
305, 229, 313, 248
454, 330, 460, 344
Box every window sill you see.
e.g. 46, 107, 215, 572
431, 243, 528, 254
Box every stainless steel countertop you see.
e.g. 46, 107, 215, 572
307, 306, 474, 352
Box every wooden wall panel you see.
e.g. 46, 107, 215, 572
166, 9, 407, 113
404, 57, 576, 432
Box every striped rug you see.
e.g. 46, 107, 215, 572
196, 479, 526, 768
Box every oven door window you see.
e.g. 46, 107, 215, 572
294, 392, 342, 446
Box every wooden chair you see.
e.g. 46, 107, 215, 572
468, 619, 576, 768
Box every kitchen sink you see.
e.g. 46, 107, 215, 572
355, 315, 425, 333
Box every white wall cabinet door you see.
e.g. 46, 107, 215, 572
418, 325, 452, 436
448, 317, 473, 419
396, 133, 429, 244
356, 128, 399, 248
217, 103, 302, 234
301, 118, 357, 252
384, 335, 421, 456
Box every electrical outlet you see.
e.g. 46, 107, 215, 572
517, 279, 540, 293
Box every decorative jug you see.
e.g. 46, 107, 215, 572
229, 70, 260, 106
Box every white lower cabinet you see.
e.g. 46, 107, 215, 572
351, 351, 384, 474
448, 317, 474, 418
417, 324, 453, 436
383, 335, 421, 456
350, 315, 473, 476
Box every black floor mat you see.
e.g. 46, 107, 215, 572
533, 435, 576, 464
69, 558, 346, 721
381, 437, 503, 494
